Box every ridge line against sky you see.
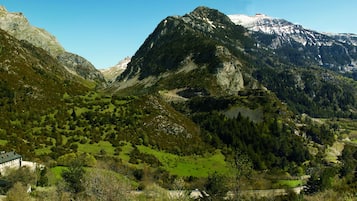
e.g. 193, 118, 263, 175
1, 0, 357, 69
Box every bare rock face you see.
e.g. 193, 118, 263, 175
144, 96, 193, 139
215, 46, 244, 94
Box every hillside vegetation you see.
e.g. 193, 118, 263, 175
0, 6, 357, 201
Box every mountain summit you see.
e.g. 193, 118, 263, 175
229, 14, 357, 72
114, 7, 258, 95
229, 14, 306, 37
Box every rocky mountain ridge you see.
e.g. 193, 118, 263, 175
0, 6, 64, 55
114, 7, 258, 95
228, 14, 357, 72
327, 32, 357, 46
0, 6, 105, 85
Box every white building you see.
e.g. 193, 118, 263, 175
0, 151, 22, 175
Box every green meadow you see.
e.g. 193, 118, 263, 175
137, 145, 230, 177
77, 141, 115, 155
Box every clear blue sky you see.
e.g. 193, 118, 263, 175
1, 0, 356, 69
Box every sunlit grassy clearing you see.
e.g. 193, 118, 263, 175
137, 145, 230, 177
276, 179, 303, 188
77, 141, 115, 155
57, 140, 230, 178
35, 146, 52, 155
0, 139, 7, 145
118, 142, 134, 162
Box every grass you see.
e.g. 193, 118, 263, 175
88, 141, 231, 178
276, 179, 303, 188
77, 141, 115, 155
73, 106, 90, 116
137, 145, 230, 177
118, 142, 134, 162
0, 140, 7, 146
322, 118, 357, 142
49, 166, 66, 185
325, 141, 345, 164
35, 146, 52, 155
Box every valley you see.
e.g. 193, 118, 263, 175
0, 5, 356, 201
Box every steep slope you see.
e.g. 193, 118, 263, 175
229, 14, 357, 72
0, 6, 105, 86
114, 6, 258, 95
329, 33, 357, 46
0, 28, 88, 111
57, 51, 105, 86
0, 25, 207, 160
0, 6, 63, 55
228, 14, 357, 117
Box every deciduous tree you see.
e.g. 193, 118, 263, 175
83, 170, 131, 201
5, 182, 31, 201
61, 157, 85, 194
205, 171, 228, 200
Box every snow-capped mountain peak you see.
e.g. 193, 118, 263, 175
229, 13, 346, 48
229, 13, 272, 28
325, 33, 357, 46
229, 14, 309, 39
228, 13, 357, 47
228, 14, 357, 72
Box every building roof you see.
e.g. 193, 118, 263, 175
0, 151, 21, 164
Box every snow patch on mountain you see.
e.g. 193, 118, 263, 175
229, 14, 325, 47
229, 14, 272, 29
326, 33, 357, 46
228, 13, 357, 48
229, 13, 357, 71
